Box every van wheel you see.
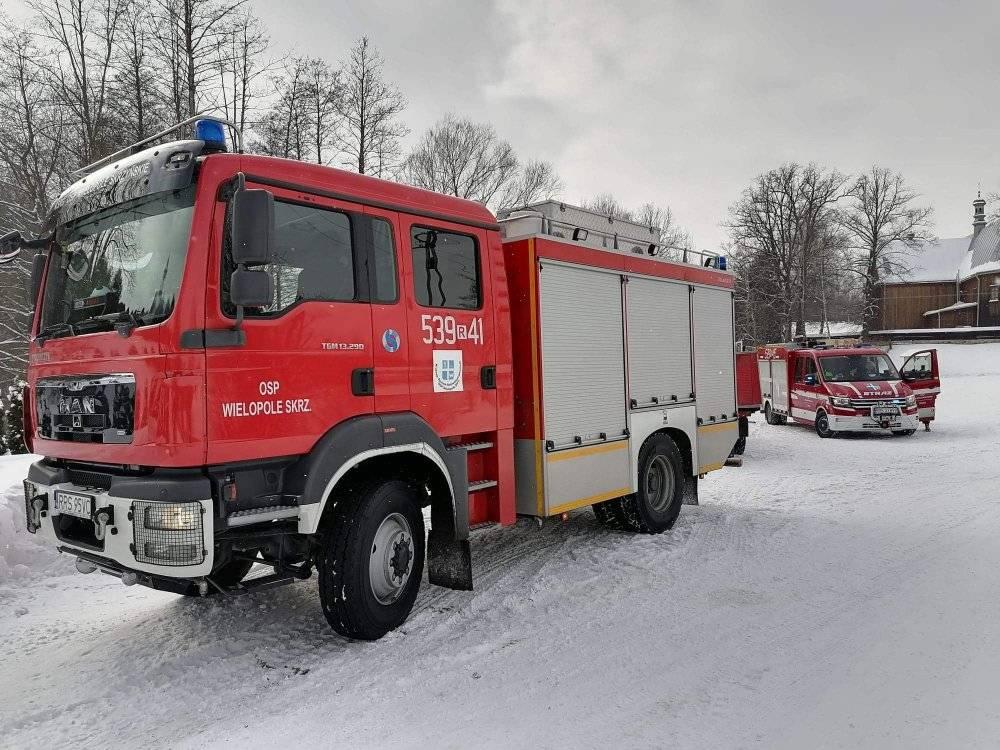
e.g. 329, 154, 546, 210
317, 478, 425, 641
815, 410, 834, 438
616, 434, 684, 534
765, 403, 785, 425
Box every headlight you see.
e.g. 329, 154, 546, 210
831, 396, 852, 407
906, 394, 917, 407
144, 503, 199, 530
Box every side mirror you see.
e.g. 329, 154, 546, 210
230, 268, 273, 308
804, 373, 817, 386
231, 188, 274, 265
30, 254, 46, 305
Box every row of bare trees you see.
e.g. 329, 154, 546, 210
727, 163, 934, 343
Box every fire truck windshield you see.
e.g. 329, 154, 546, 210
819, 354, 900, 383
39, 186, 196, 339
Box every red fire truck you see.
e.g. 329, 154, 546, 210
757, 341, 940, 438
5, 117, 738, 640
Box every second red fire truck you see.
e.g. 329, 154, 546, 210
757, 341, 940, 438
6, 117, 739, 640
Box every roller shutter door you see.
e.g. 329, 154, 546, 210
626, 277, 692, 407
692, 287, 736, 421
539, 263, 627, 448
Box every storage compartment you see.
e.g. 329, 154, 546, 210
692, 287, 736, 422
627, 277, 692, 407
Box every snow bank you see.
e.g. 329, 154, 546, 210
0, 454, 72, 584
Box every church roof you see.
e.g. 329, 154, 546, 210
891, 236, 970, 283
962, 218, 1000, 279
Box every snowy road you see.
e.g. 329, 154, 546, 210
2, 343, 999, 749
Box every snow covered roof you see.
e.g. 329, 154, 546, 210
923, 301, 977, 317
888, 236, 970, 283
959, 218, 1000, 281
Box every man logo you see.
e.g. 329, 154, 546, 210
433, 350, 463, 393
381, 329, 401, 353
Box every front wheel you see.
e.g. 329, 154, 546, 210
317, 478, 425, 640
815, 410, 834, 438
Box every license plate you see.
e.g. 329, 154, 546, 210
872, 407, 899, 418
53, 491, 94, 519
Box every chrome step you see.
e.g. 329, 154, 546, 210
447, 441, 494, 452
468, 480, 497, 492
226, 505, 299, 528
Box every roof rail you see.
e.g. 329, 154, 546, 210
72, 113, 244, 178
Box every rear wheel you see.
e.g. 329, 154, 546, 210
731, 435, 747, 455
592, 499, 624, 529
614, 434, 685, 534
815, 409, 834, 438
317, 478, 425, 641
892, 429, 916, 437
765, 402, 785, 425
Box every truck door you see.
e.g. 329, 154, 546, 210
204, 184, 375, 464
899, 349, 940, 425
401, 218, 497, 438
790, 355, 820, 419
363, 207, 410, 414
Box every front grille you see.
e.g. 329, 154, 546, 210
132, 500, 205, 567
848, 398, 908, 408
66, 468, 114, 491
35, 374, 135, 444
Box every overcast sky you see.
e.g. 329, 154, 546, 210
8, 0, 1000, 250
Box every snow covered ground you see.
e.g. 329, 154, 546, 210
2, 342, 999, 749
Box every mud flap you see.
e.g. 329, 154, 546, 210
681, 475, 699, 506
426, 528, 473, 590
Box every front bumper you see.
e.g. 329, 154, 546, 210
25, 463, 214, 579
828, 412, 920, 432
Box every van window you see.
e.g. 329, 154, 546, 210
224, 200, 355, 316
410, 227, 481, 310
795, 357, 817, 382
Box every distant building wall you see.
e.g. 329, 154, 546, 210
878, 281, 957, 329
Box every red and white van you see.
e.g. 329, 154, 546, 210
757, 344, 938, 438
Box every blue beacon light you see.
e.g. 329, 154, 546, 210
194, 119, 227, 151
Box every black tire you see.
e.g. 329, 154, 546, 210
815, 409, 834, 439
317, 478, 425, 641
765, 402, 785, 426
181, 555, 255, 597
615, 434, 685, 534
892, 429, 916, 437
592, 499, 624, 529
731, 435, 747, 456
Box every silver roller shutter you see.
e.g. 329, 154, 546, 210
626, 277, 692, 407
692, 287, 736, 421
539, 263, 627, 448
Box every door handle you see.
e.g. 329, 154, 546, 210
351, 368, 375, 396
480, 365, 496, 390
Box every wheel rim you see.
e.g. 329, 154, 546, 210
645, 455, 675, 512
369, 512, 414, 605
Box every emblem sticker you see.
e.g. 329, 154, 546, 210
433, 350, 463, 392
382, 328, 401, 353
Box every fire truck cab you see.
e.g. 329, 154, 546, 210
758, 342, 929, 438
13, 118, 738, 640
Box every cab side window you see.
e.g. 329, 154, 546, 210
410, 227, 481, 310
796, 357, 817, 383
903, 353, 931, 378
371, 218, 398, 303
223, 200, 354, 316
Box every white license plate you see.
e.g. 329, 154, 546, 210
53, 491, 94, 519
872, 407, 899, 418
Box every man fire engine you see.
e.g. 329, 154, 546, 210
4, 116, 738, 640
757, 340, 940, 438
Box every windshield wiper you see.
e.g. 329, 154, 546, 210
75, 310, 148, 337
34, 321, 76, 344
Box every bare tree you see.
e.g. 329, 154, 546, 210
253, 58, 311, 160
582, 193, 634, 220
112, 2, 168, 141
301, 57, 341, 165
581, 194, 691, 258
726, 163, 847, 340
29, 0, 127, 165
498, 158, 562, 209
404, 115, 517, 205
336, 37, 407, 176
213, 7, 271, 135
152, 0, 248, 121
839, 166, 934, 334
